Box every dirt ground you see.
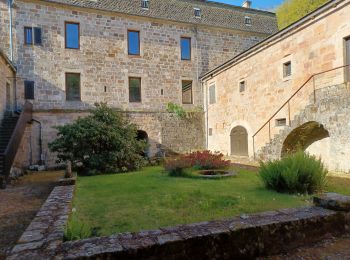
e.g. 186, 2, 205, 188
267, 235, 350, 259
0, 171, 63, 259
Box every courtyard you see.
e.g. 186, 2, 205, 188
69, 165, 350, 238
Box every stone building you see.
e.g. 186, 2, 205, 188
202, 0, 350, 171
0, 0, 277, 169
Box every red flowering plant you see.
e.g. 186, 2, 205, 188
184, 150, 231, 170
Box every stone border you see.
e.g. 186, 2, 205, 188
7, 185, 75, 260
7, 185, 350, 259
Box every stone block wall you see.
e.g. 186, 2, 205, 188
0, 54, 16, 122
203, 1, 350, 170
18, 110, 204, 168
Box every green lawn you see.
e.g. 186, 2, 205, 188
70, 166, 350, 237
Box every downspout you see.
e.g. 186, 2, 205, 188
8, 0, 14, 61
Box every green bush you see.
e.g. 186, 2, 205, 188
259, 151, 328, 194
49, 103, 147, 175
164, 157, 192, 177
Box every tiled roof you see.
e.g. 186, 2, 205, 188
38, 0, 278, 34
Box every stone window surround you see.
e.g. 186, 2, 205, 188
127, 73, 144, 104
64, 21, 80, 50
180, 77, 194, 105
180, 36, 192, 61
125, 27, 143, 57
209, 83, 216, 105
63, 69, 82, 102
282, 54, 293, 82
239, 79, 246, 93
129, 76, 142, 103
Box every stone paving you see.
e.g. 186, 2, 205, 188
0, 171, 63, 259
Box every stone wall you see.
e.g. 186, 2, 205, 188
0, 0, 270, 111
203, 0, 350, 170
19, 110, 204, 168
0, 53, 16, 122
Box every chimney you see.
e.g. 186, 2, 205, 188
242, 1, 251, 8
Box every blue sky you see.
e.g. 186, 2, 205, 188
213, 0, 285, 11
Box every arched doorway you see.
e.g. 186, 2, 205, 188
281, 121, 329, 156
230, 126, 248, 156
136, 130, 149, 157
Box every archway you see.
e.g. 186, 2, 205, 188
281, 121, 330, 156
230, 126, 248, 156
136, 130, 149, 157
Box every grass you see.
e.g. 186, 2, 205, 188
68, 166, 349, 238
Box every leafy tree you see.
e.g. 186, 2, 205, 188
49, 103, 147, 175
276, 0, 328, 29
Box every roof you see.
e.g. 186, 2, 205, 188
201, 0, 343, 80
36, 0, 277, 34
0, 49, 16, 72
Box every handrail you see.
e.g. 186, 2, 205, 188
1, 101, 33, 182
252, 64, 350, 157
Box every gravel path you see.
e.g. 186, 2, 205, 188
0, 171, 63, 259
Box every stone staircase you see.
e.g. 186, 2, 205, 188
0, 113, 19, 186
256, 83, 350, 170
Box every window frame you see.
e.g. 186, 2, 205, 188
65, 72, 81, 101
129, 77, 142, 103
239, 81, 246, 93
244, 16, 252, 25
180, 37, 191, 61
141, 0, 149, 9
182, 80, 193, 104
65, 21, 80, 50
209, 84, 216, 104
275, 118, 287, 127
194, 8, 201, 18
283, 61, 292, 78
24, 27, 33, 45
127, 30, 141, 56
24, 80, 35, 100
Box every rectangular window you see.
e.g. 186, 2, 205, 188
141, 0, 149, 9
283, 61, 292, 77
34, 27, 42, 45
65, 73, 81, 101
276, 118, 287, 126
24, 81, 35, 100
209, 84, 216, 104
209, 128, 213, 136
194, 8, 201, 18
129, 77, 141, 103
239, 81, 246, 92
24, 27, 33, 45
181, 37, 191, 60
182, 80, 193, 104
128, 30, 140, 56
65, 22, 80, 49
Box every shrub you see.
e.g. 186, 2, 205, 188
164, 150, 231, 177
184, 150, 231, 170
259, 151, 328, 194
164, 157, 192, 177
49, 103, 147, 175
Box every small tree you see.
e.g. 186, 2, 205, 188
49, 103, 147, 175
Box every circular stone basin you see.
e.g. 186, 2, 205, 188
198, 170, 237, 179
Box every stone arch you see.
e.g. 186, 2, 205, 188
281, 121, 330, 156
137, 130, 149, 157
230, 126, 248, 156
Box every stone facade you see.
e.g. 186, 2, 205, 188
0, 51, 16, 122
202, 0, 350, 171
0, 0, 277, 167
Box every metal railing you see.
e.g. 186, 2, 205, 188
1, 101, 32, 183
252, 64, 350, 158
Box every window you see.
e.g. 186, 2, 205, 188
239, 81, 246, 92
209, 84, 216, 104
208, 128, 213, 136
129, 77, 141, 102
24, 27, 42, 45
181, 37, 191, 60
244, 16, 252, 25
182, 80, 193, 104
65, 22, 80, 49
141, 0, 149, 9
128, 30, 140, 56
194, 8, 201, 18
24, 81, 35, 100
283, 61, 292, 77
24, 27, 33, 45
65, 73, 81, 101
276, 118, 287, 127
